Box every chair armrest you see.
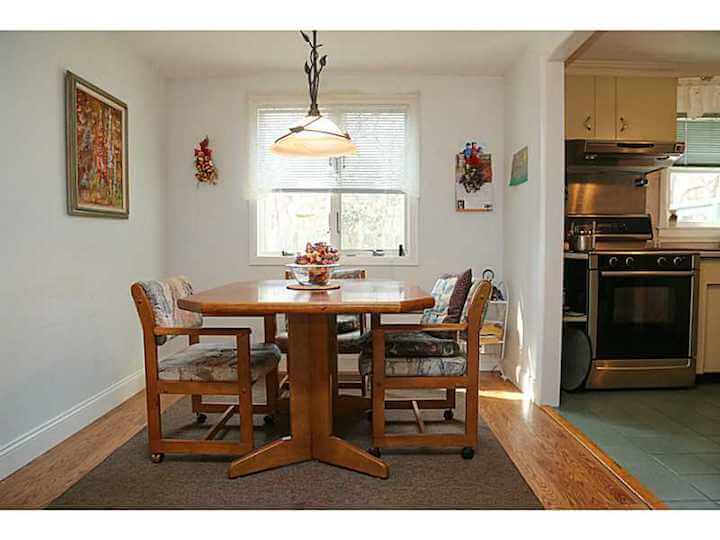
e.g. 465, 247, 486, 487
375, 322, 467, 333
154, 327, 251, 337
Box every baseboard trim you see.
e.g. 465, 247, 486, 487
0, 369, 145, 481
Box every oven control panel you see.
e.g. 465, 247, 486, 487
596, 253, 697, 271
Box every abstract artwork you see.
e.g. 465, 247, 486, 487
509, 145, 528, 187
66, 71, 128, 218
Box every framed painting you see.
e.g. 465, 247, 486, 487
66, 71, 129, 218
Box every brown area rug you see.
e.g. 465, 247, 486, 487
49, 392, 541, 509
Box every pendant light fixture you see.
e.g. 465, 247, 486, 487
271, 31, 357, 158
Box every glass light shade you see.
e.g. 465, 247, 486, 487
271, 115, 357, 158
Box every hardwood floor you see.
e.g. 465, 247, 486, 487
0, 393, 182, 509
0, 372, 658, 509
478, 374, 660, 509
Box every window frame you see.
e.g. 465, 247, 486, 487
248, 94, 420, 267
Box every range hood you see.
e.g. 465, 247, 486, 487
566, 139, 685, 175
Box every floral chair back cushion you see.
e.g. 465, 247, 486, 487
458, 279, 491, 340
139, 276, 203, 345
460, 280, 482, 324
419, 275, 459, 325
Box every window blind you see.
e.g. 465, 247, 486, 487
251, 104, 411, 197
676, 118, 720, 166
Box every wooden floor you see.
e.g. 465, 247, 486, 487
478, 375, 660, 509
0, 372, 657, 509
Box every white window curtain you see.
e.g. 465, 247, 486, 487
677, 77, 720, 119
248, 102, 418, 199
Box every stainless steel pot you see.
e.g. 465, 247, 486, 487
571, 233, 593, 252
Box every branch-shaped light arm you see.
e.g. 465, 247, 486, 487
301, 30, 327, 117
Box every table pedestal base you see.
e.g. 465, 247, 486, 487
228, 313, 388, 479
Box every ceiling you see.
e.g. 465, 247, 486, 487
576, 31, 720, 75
116, 31, 565, 79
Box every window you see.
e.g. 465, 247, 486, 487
249, 97, 419, 264
663, 118, 720, 230
667, 168, 720, 227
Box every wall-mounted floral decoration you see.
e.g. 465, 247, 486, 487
194, 136, 218, 185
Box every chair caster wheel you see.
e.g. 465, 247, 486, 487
366, 410, 372, 422
196, 413, 207, 424
368, 447, 381, 458
150, 453, 164, 464
443, 409, 454, 421
461, 447, 475, 460
263, 414, 275, 426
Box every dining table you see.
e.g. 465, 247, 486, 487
177, 278, 434, 479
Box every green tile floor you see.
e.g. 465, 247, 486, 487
556, 382, 720, 509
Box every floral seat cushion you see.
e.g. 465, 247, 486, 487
158, 342, 281, 383
336, 314, 362, 334
337, 330, 365, 354
278, 313, 362, 353
359, 331, 462, 357
276, 328, 366, 354
358, 351, 467, 377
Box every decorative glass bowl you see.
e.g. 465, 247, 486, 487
286, 263, 339, 287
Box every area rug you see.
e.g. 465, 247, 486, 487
49, 392, 541, 509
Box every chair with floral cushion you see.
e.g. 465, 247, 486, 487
359, 278, 492, 459
130, 277, 282, 463
276, 267, 368, 395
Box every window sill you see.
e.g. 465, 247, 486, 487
249, 255, 419, 267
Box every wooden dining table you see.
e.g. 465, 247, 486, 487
178, 279, 434, 479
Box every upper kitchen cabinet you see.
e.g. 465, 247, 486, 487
565, 75, 677, 141
615, 77, 677, 141
565, 75, 596, 138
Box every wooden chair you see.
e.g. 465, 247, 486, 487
361, 280, 492, 458
276, 267, 369, 395
130, 277, 281, 463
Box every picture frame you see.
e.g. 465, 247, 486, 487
65, 71, 129, 218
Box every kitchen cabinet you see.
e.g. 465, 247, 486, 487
696, 259, 720, 374
565, 75, 677, 141
594, 76, 617, 140
565, 75, 596, 139
615, 77, 677, 141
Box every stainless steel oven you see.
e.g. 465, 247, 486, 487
586, 252, 698, 389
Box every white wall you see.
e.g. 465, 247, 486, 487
165, 73, 506, 338
0, 32, 167, 479
502, 45, 567, 405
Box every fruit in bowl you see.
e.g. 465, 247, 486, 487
287, 242, 340, 286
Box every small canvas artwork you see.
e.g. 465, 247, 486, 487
66, 71, 128, 218
509, 145, 528, 187
455, 142, 493, 212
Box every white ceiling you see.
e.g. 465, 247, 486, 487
116, 31, 565, 79
577, 31, 720, 74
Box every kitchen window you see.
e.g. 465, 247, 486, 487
661, 117, 720, 235
667, 167, 720, 227
248, 97, 419, 265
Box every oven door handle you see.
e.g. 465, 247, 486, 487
599, 270, 696, 277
